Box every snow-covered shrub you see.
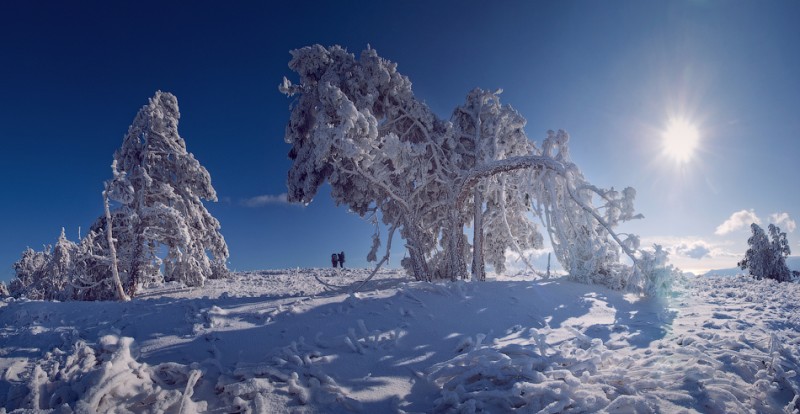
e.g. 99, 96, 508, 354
738, 223, 791, 282
631, 244, 680, 297
9, 334, 205, 412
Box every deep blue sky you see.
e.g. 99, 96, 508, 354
2, 1, 799, 280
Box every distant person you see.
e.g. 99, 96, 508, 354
338, 251, 345, 268
331, 253, 339, 268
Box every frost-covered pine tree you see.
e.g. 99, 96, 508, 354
739, 223, 791, 282
9, 229, 78, 300
104, 91, 229, 293
45, 228, 78, 299
10, 247, 52, 299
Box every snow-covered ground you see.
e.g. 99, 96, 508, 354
1, 268, 798, 413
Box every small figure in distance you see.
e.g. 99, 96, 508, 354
331, 253, 339, 268
338, 251, 345, 269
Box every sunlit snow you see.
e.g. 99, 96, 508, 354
1, 269, 798, 412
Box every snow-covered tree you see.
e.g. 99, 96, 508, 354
526, 130, 643, 289
0, 281, 8, 298
10, 246, 53, 300
66, 213, 131, 301
9, 229, 78, 301
105, 91, 229, 293
282, 45, 667, 294
10, 92, 228, 301
449, 89, 541, 280
738, 223, 791, 282
281, 45, 453, 281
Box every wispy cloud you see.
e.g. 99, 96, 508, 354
240, 193, 292, 208
715, 209, 760, 235
769, 212, 796, 233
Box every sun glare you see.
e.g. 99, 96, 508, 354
662, 119, 699, 163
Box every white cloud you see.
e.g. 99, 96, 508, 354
640, 236, 741, 273
240, 193, 291, 207
646, 237, 732, 260
714, 209, 760, 235
769, 212, 796, 233
673, 240, 712, 260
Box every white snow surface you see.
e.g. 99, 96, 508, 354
1, 268, 799, 413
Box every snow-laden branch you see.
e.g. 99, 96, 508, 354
455, 155, 567, 208
352, 223, 398, 294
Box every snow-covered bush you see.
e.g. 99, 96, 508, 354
281, 44, 665, 294
631, 244, 680, 297
738, 223, 791, 282
0, 280, 8, 297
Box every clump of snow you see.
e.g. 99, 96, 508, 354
1, 269, 798, 412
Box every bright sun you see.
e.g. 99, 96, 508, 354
662, 118, 699, 163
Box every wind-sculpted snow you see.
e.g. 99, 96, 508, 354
0, 270, 798, 412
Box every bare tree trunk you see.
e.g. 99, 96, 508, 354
407, 244, 429, 281
126, 233, 143, 297
404, 219, 431, 281
103, 189, 130, 302
471, 184, 486, 281
546, 252, 551, 279
444, 208, 467, 281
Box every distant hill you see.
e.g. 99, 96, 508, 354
703, 256, 800, 277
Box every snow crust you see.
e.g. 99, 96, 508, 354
1, 269, 798, 413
